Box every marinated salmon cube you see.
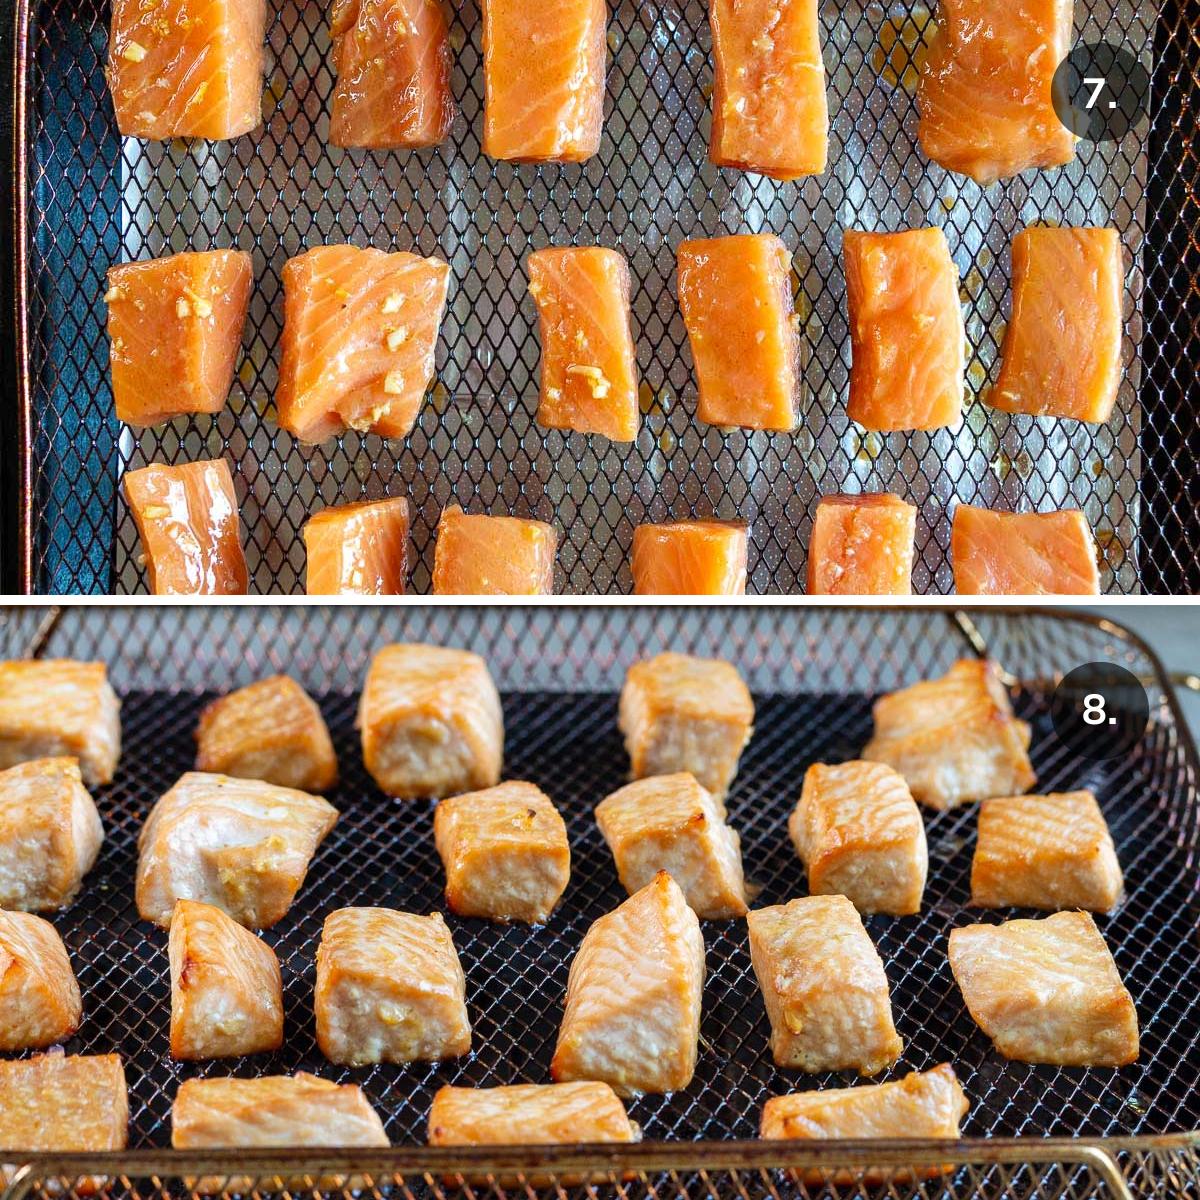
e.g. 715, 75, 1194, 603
0, 910, 82, 1051
596, 773, 748, 919
359, 644, 504, 799
434, 781, 570, 923
619, 651, 754, 799
863, 659, 1035, 810
432, 505, 557, 595
790, 761, 927, 916
747, 894, 903, 1074
0, 758, 104, 912
709, 0, 827, 179
678, 234, 800, 430
481, 0, 606, 161
989, 227, 1124, 423
630, 520, 749, 596
916, 0, 1075, 185
106, 0, 266, 140
949, 911, 1138, 1066
304, 496, 410, 596
552, 871, 705, 1095
329, 0, 456, 149
136, 772, 339, 929
971, 791, 1122, 912
0, 1052, 128, 1153
952, 504, 1101, 595
315, 906, 471, 1065
124, 458, 249, 596
277, 244, 450, 444
528, 247, 640, 442
844, 228, 964, 432
0, 661, 121, 788
807, 493, 916, 595
195, 675, 338, 793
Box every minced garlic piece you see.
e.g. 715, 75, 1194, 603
192, 296, 213, 319
385, 327, 409, 351
383, 370, 405, 395
143, 504, 171, 520
104, 285, 124, 303
122, 41, 148, 62
381, 293, 403, 314
176, 297, 191, 318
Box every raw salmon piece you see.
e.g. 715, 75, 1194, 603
277, 244, 450, 444
528, 247, 640, 442
359, 644, 504, 799
620, 652, 754, 799
863, 659, 1035, 810
136, 772, 339, 929
916, 0, 1075, 185
971, 791, 1122, 911
678, 234, 799, 430
107, 0, 266, 140
630, 520, 749, 595
709, 0, 827, 179
552, 872, 705, 1095
844, 228, 963, 432
949, 910, 1138, 1065
0, 758, 104, 912
304, 496, 410, 596
169, 899, 283, 1060
106, 250, 252, 427
124, 459, 249, 596
196, 675, 338, 792
329, 0, 456, 148
747, 895, 903, 1074
0, 661, 121, 787
434, 781, 570, 923
0, 910, 82, 1051
433, 505, 557, 595
790, 761, 927, 916
315, 907, 471, 1065
989, 227, 1123, 423
952, 504, 1099, 595
596, 773, 748, 919
481, 0, 606, 161
807, 493, 917, 595
0, 1052, 128, 1153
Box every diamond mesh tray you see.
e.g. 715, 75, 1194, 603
1, 606, 1199, 1199
6, 1, 1199, 595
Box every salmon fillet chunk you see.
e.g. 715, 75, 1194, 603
631, 520, 749, 595
620, 652, 754, 799
304, 496, 410, 595
0, 661, 121, 788
0, 910, 82, 1051
316, 907, 471, 1065
747, 895, 903, 1074
0, 758, 104, 912
808, 493, 916, 595
949, 911, 1138, 1066
971, 791, 1122, 912
432, 505, 558, 595
678, 234, 800, 430
0, 1052, 128, 1153
529, 247, 640, 442
553, 872, 705, 1095
106, 250, 252, 427
277, 244, 450, 444
359, 644, 504, 798
790, 761, 927, 916
434, 781, 570, 923
596, 773, 749, 919
989, 227, 1124, 424
844, 227, 964, 432
195, 675, 338, 792
863, 659, 1035, 810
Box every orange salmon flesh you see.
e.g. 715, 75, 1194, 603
631, 521, 748, 595
304, 496, 411, 595
432, 505, 557, 595
808, 493, 916, 595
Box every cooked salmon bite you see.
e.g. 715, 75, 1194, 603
949, 911, 1138, 1066
0, 910, 82, 1051
807, 493, 917, 595
630, 520, 749, 596
432, 506, 558, 595
552, 872, 705, 1095
434, 781, 570, 923
303, 496, 411, 596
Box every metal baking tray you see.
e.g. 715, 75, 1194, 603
4, 1, 1198, 595
1, 605, 1198, 1199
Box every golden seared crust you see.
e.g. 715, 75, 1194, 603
0, 910, 82, 1051
0, 1052, 128, 1150
195, 675, 338, 792
434, 781, 570, 923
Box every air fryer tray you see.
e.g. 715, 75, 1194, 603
7, 1, 1199, 595
1, 605, 1198, 1199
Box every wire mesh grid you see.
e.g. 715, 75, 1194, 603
15, 1, 1197, 595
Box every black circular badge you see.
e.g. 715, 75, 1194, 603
1052, 41, 1150, 145
1049, 662, 1149, 762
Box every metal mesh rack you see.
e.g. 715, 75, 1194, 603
1, 606, 1198, 1197
7, 1, 1198, 594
